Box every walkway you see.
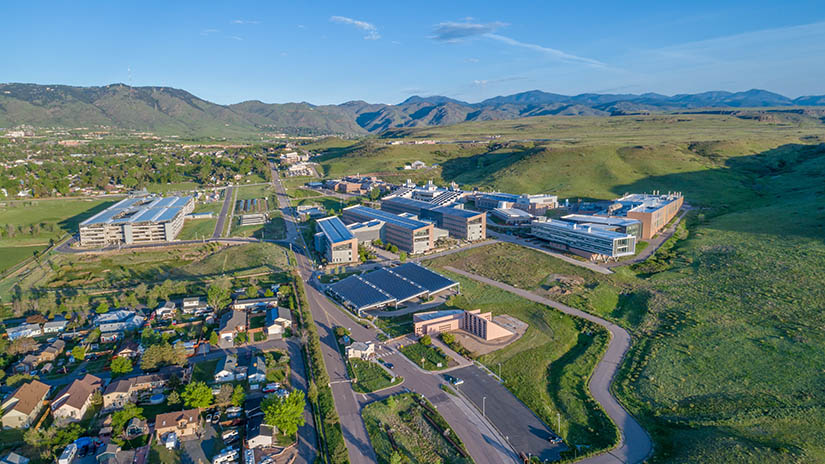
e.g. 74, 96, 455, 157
443, 266, 653, 464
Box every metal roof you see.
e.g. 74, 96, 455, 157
80, 195, 192, 227
316, 216, 354, 243
413, 309, 464, 322
361, 268, 428, 303
561, 214, 640, 227
345, 205, 430, 230
327, 275, 395, 310
430, 206, 483, 219
532, 219, 633, 240
389, 263, 458, 294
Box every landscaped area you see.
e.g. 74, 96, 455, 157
348, 358, 401, 393
361, 393, 472, 464
373, 313, 415, 338
399, 341, 451, 371
230, 213, 286, 240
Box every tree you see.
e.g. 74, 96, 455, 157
399, 251, 407, 262
246, 284, 259, 298
389, 451, 404, 464
419, 335, 432, 345
441, 332, 455, 344
167, 391, 181, 405
207, 283, 231, 311
231, 385, 245, 407
307, 381, 318, 403
262, 389, 306, 436
71, 345, 86, 361
182, 381, 214, 409
111, 357, 133, 376
264, 288, 275, 298
95, 301, 109, 314
216, 384, 234, 404
111, 403, 144, 437
209, 331, 219, 346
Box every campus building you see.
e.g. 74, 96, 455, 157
474, 192, 558, 215
381, 197, 486, 241
609, 192, 683, 239
491, 207, 533, 225
561, 214, 642, 238
78, 195, 194, 247
342, 205, 433, 254
413, 309, 513, 341
314, 216, 358, 264
530, 218, 636, 260
384, 180, 465, 206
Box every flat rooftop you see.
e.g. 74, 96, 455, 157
533, 218, 634, 240
561, 214, 640, 227
413, 309, 464, 322
429, 205, 484, 219
493, 207, 533, 218
316, 216, 354, 243
345, 205, 431, 230
80, 195, 192, 227
615, 193, 681, 213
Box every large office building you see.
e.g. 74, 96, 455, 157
78, 196, 194, 247
342, 205, 433, 254
327, 263, 459, 315
609, 192, 683, 239
530, 218, 636, 260
561, 214, 642, 238
380, 197, 486, 241
314, 216, 358, 264
474, 192, 558, 215
413, 309, 513, 341
384, 180, 466, 206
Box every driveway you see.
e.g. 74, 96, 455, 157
182, 423, 219, 464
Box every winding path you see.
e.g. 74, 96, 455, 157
443, 266, 653, 464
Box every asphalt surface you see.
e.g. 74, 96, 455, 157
213, 185, 235, 238
285, 338, 318, 464
444, 266, 653, 464
450, 365, 566, 461
272, 167, 520, 464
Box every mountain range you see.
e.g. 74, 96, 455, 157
1, 83, 824, 137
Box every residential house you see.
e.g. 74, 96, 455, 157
155, 301, 176, 320
51, 374, 103, 425
1, 380, 50, 429
125, 417, 148, 438
154, 409, 200, 440
6, 323, 41, 340
181, 297, 208, 315
266, 307, 293, 337
102, 378, 134, 412
214, 355, 239, 383
218, 310, 246, 343
100, 332, 121, 343
95, 310, 144, 333
39, 339, 66, 363
246, 415, 276, 449
346, 341, 375, 360
230, 297, 278, 311
15, 354, 40, 373
43, 319, 68, 334
0, 452, 29, 464
115, 340, 140, 358
247, 355, 267, 384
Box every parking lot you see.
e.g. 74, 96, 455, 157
449, 365, 567, 461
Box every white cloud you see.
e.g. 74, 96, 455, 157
232, 19, 260, 25
200, 28, 220, 36
330, 16, 380, 40
431, 20, 506, 42
485, 34, 605, 67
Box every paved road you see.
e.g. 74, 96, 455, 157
487, 230, 614, 275
272, 167, 520, 464
285, 337, 319, 464
213, 185, 235, 238
444, 266, 653, 464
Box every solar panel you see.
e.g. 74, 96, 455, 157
327, 275, 394, 310
346, 205, 430, 229
430, 206, 482, 219
388, 263, 458, 294
317, 216, 354, 243
361, 269, 427, 303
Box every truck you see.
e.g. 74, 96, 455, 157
58, 443, 77, 464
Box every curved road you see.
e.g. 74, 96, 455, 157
443, 266, 653, 464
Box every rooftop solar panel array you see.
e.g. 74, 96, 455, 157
345, 205, 430, 229
361, 269, 427, 302
327, 275, 394, 310
430, 206, 483, 219
389, 263, 458, 294
80, 195, 192, 226
317, 216, 354, 243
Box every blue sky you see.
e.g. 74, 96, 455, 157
3, 1, 825, 104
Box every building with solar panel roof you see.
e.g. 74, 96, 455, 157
314, 216, 358, 264
326, 262, 459, 315
342, 205, 434, 254
78, 195, 194, 247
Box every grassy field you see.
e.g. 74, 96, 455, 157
235, 183, 275, 201
288, 187, 323, 199
0, 198, 113, 247
349, 358, 401, 393
399, 341, 451, 371
0, 245, 47, 273
177, 217, 217, 240
362, 393, 472, 464
230, 213, 286, 240
373, 313, 415, 338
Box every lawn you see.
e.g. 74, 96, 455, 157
399, 342, 450, 371
235, 183, 275, 201
177, 217, 217, 240
230, 214, 286, 240
0, 198, 113, 247
249, 314, 266, 330
373, 314, 415, 338
149, 443, 182, 464
0, 245, 46, 274
193, 358, 219, 383
288, 187, 322, 199
348, 358, 401, 393
361, 393, 471, 464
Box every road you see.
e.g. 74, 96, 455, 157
213, 185, 235, 238
271, 166, 520, 464
443, 266, 653, 464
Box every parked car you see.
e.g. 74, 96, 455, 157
262, 383, 280, 393
206, 413, 213, 423
212, 412, 221, 423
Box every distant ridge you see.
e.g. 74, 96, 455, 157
1, 82, 824, 136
